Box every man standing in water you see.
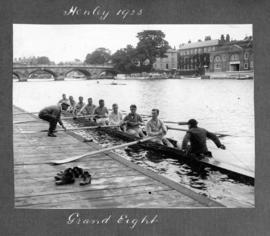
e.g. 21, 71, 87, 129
146, 109, 174, 147
181, 119, 226, 158
39, 102, 68, 137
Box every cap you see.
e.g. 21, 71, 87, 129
187, 119, 198, 126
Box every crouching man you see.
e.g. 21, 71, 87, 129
38, 102, 68, 137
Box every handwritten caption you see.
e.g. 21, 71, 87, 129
63, 5, 143, 21
66, 212, 158, 230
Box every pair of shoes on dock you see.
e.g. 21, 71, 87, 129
55, 166, 91, 186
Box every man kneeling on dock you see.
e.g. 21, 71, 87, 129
146, 109, 174, 147
181, 119, 226, 158
38, 102, 68, 137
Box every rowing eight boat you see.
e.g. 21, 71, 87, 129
62, 112, 255, 185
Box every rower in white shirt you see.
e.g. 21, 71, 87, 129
108, 103, 123, 129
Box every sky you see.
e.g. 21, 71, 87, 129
13, 24, 252, 63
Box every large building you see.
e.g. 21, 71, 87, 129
178, 39, 219, 73
208, 39, 253, 72
153, 49, 178, 71
177, 36, 253, 76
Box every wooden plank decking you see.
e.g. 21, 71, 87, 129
13, 105, 224, 208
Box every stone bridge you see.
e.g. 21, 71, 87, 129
13, 64, 118, 81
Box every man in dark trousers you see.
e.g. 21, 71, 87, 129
182, 119, 226, 158
38, 102, 68, 137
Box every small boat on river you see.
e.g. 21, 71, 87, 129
62, 112, 255, 185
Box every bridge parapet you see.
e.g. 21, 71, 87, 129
13, 64, 117, 81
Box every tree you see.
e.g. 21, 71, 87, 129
226, 34, 230, 42
85, 47, 111, 64
220, 34, 225, 42
135, 30, 170, 71
204, 36, 211, 41
36, 56, 51, 65
111, 45, 139, 73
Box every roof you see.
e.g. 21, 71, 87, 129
210, 44, 244, 54
179, 39, 219, 50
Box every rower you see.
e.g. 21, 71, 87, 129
38, 102, 68, 137
108, 103, 123, 129
94, 99, 109, 125
78, 98, 96, 119
123, 104, 145, 138
67, 95, 76, 113
74, 96, 85, 116
57, 94, 69, 108
181, 119, 226, 158
146, 109, 174, 147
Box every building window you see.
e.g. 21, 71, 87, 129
166, 64, 169, 69
214, 56, 221, 62
222, 55, 226, 61
244, 63, 248, 69
194, 48, 197, 54
250, 60, 254, 69
212, 46, 215, 51
230, 54, 239, 61
244, 52, 249, 59
210, 56, 213, 62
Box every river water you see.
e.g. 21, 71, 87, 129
13, 78, 254, 207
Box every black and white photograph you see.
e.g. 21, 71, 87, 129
13, 24, 254, 209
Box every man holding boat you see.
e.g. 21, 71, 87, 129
94, 99, 109, 125
123, 104, 145, 138
38, 102, 68, 137
146, 109, 174, 147
181, 119, 226, 158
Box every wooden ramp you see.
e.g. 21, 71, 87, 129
13, 106, 224, 208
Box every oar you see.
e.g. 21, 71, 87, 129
20, 125, 120, 134
50, 136, 156, 165
166, 126, 231, 138
164, 121, 188, 125
13, 112, 38, 115
13, 114, 97, 124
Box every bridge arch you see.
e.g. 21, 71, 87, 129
13, 71, 28, 81
28, 69, 57, 79
65, 68, 91, 79
97, 69, 119, 78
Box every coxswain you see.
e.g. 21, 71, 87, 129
123, 104, 145, 138
38, 102, 68, 137
94, 99, 109, 125
108, 103, 123, 129
146, 109, 174, 147
78, 97, 96, 119
73, 96, 85, 116
181, 119, 226, 158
